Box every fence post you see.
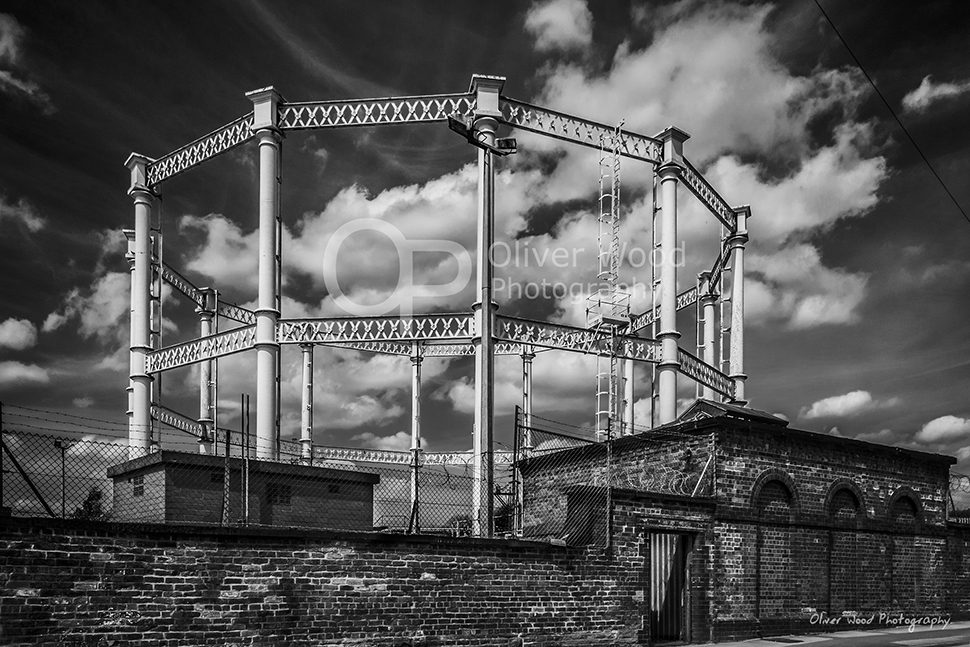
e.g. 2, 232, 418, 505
513, 405, 522, 536
0, 401, 4, 515
606, 416, 614, 554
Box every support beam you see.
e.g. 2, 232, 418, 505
729, 206, 750, 404
655, 127, 689, 425
300, 343, 314, 463
623, 359, 634, 435
247, 86, 283, 460
409, 342, 423, 533
470, 74, 503, 538
521, 345, 534, 452
197, 289, 216, 454
699, 272, 717, 401
125, 154, 155, 459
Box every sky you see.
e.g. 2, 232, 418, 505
0, 0, 969, 483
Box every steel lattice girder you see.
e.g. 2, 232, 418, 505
316, 341, 524, 357
217, 301, 255, 325
677, 347, 735, 398
681, 158, 737, 231
141, 89, 737, 232
494, 315, 660, 362
159, 261, 256, 325
499, 97, 662, 164
151, 404, 204, 436
313, 446, 513, 467
145, 325, 257, 373
277, 314, 476, 345
278, 93, 476, 130
629, 286, 699, 334
145, 313, 732, 397
147, 114, 254, 186
159, 262, 204, 307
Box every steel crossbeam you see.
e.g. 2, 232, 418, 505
147, 114, 254, 186
495, 315, 659, 362
146, 325, 256, 373
313, 446, 513, 467
159, 262, 204, 307
500, 97, 662, 163
677, 347, 735, 398
277, 314, 475, 345
316, 446, 412, 465
151, 404, 204, 436
681, 158, 737, 231
217, 301, 256, 325
630, 287, 699, 333
278, 93, 475, 130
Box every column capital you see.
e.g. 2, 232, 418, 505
195, 287, 217, 316
657, 160, 684, 180
469, 74, 505, 118
125, 152, 157, 196
246, 85, 284, 130
299, 342, 314, 351
698, 271, 717, 302
733, 204, 751, 233
654, 126, 690, 165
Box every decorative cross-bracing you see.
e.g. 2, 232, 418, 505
126, 73, 749, 537
629, 286, 699, 333
277, 314, 476, 345
279, 94, 476, 130
145, 326, 256, 373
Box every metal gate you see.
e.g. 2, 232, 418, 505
649, 532, 691, 642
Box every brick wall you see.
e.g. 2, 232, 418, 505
0, 517, 644, 647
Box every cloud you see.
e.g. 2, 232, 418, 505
746, 244, 868, 329
0, 14, 54, 114
350, 430, 423, 452
43, 272, 131, 343
530, 3, 869, 165
524, 0, 593, 52
0, 317, 37, 350
801, 390, 899, 419
902, 75, 970, 113
0, 360, 49, 385
916, 415, 970, 444
73, 397, 94, 409
0, 193, 45, 232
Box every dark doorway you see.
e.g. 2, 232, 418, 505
649, 531, 692, 643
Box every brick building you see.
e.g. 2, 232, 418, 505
2, 402, 968, 646
106, 451, 380, 530
519, 400, 959, 642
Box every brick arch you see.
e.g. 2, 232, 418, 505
750, 469, 799, 519
824, 479, 867, 520
887, 486, 924, 524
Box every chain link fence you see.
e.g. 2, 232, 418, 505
1, 413, 513, 536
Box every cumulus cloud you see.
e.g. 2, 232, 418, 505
350, 430, 424, 452
902, 75, 970, 113
801, 390, 899, 419
0, 193, 45, 232
916, 415, 970, 444
0, 317, 37, 350
0, 360, 49, 385
0, 14, 53, 114
746, 244, 868, 329
72, 397, 94, 409
524, 0, 593, 52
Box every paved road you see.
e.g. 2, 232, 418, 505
705, 621, 970, 647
